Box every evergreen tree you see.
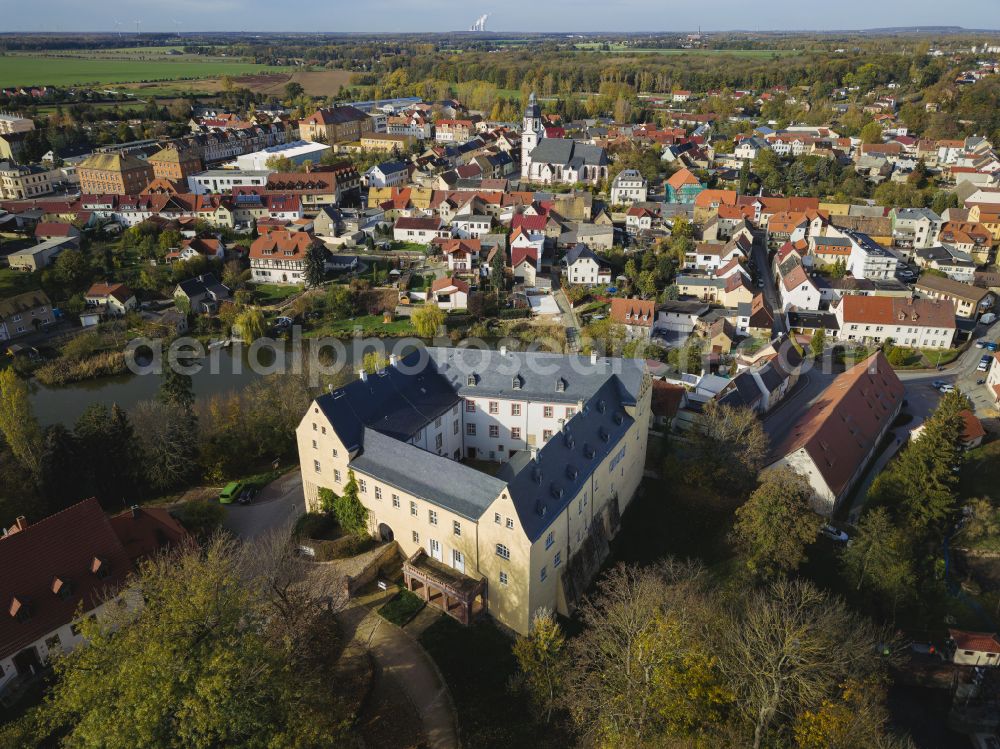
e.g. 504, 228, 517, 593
332, 470, 368, 537
490, 247, 506, 294
304, 243, 327, 288
38, 425, 85, 511
74, 404, 142, 509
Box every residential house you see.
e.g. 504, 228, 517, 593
365, 160, 408, 189
948, 630, 1000, 667
708, 318, 737, 353
650, 380, 687, 431
82, 283, 137, 323
174, 273, 231, 314
439, 239, 481, 273
430, 277, 470, 310
939, 221, 994, 264
776, 254, 821, 311
665, 167, 704, 203
675, 273, 754, 307
0, 162, 58, 200
609, 298, 656, 340
249, 230, 322, 285
914, 246, 976, 282
766, 352, 904, 513
610, 169, 648, 205
987, 354, 1000, 406
0, 500, 185, 700
914, 274, 994, 320
394, 216, 450, 244
452, 214, 493, 240
842, 230, 899, 280
625, 206, 656, 235
890, 207, 943, 251
0, 291, 53, 341
563, 243, 611, 286
295, 347, 651, 634
833, 295, 956, 348
736, 293, 774, 338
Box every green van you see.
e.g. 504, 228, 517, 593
219, 482, 243, 504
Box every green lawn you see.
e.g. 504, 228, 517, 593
251, 284, 300, 305
0, 55, 283, 87
377, 589, 425, 627
0, 268, 40, 298
920, 347, 962, 367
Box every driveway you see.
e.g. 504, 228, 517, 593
222, 470, 304, 539
337, 599, 459, 749
551, 272, 581, 352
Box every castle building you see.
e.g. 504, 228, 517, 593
296, 347, 651, 634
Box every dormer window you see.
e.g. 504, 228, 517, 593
555, 377, 566, 392
51, 577, 74, 599
91, 557, 111, 580
512, 374, 523, 390
467, 373, 477, 386
9, 596, 30, 621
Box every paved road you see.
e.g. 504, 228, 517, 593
222, 471, 304, 539
552, 272, 581, 352
337, 600, 459, 749
749, 229, 785, 335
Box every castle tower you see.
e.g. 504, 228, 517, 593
521, 92, 544, 180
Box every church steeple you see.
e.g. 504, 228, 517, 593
521, 93, 544, 181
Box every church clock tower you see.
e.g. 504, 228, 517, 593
521, 92, 543, 180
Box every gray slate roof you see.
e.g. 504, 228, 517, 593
426, 347, 645, 406
497, 376, 635, 541
529, 138, 607, 168
351, 428, 506, 520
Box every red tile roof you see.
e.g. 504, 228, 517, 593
667, 167, 701, 189
33, 222, 76, 238
0, 499, 184, 660
431, 276, 470, 294
838, 296, 956, 329
249, 231, 318, 261
959, 409, 986, 443
772, 352, 904, 500
85, 282, 134, 304
609, 297, 656, 327
949, 629, 1000, 653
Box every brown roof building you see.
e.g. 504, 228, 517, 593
77, 152, 155, 196
766, 351, 904, 513
299, 106, 373, 144
148, 145, 203, 182
0, 499, 185, 680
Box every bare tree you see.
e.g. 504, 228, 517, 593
716, 578, 894, 749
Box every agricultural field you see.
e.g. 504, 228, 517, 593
0, 53, 285, 88
115, 69, 354, 98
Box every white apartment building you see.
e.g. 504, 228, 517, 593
563, 243, 611, 286
610, 169, 648, 205
296, 347, 651, 635
187, 169, 270, 195
833, 295, 957, 349
891, 207, 943, 250
838, 229, 900, 280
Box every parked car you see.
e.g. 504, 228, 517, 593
981, 312, 997, 325
910, 641, 942, 658
978, 356, 991, 371
939, 384, 955, 393
985, 342, 999, 352
820, 524, 849, 543
237, 486, 257, 505
219, 482, 244, 504
932, 380, 947, 388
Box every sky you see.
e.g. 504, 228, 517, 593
4, 0, 999, 34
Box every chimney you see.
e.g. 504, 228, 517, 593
500, 345, 507, 356
590, 351, 598, 365
359, 369, 368, 382
14, 516, 27, 532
